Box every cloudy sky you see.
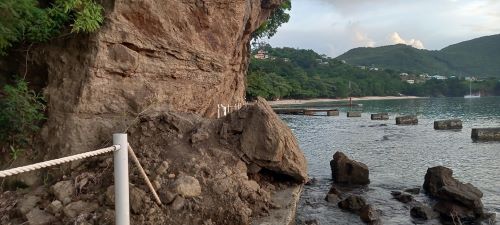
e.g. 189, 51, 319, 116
266, 0, 500, 57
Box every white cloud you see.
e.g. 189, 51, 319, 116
354, 31, 376, 47
268, 0, 500, 57
347, 22, 376, 47
389, 32, 425, 49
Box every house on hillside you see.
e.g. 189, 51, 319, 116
418, 73, 430, 81
316, 59, 329, 65
406, 80, 415, 84
254, 50, 269, 59
431, 75, 447, 80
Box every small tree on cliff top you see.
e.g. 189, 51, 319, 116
0, 0, 104, 55
252, 0, 291, 40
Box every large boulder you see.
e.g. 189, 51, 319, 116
330, 152, 369, 185
423, 166, 484, 220
225, 97, 308, 182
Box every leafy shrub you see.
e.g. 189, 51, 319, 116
0, 0, 104, 54
0, 78, 45, 154
252, 0, 291, 39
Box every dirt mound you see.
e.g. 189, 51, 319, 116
1, 100, 307, 225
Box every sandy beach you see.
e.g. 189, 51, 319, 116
268, 96, 426, 106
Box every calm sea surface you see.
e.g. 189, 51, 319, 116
280, 97, 500, 225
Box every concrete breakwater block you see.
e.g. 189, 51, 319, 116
327, 110, 340, 116
303, 110, 315, 116
273, 108, 303, 115
396, 115, 418, 125
434, 119, 462, 130
471, 128, 500, 141
347, 111, 362, 117
371, 113, 389, 120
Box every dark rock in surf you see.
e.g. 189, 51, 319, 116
423, 166, 485, 221
338, 195, 367, 212
330, 152, 370, 185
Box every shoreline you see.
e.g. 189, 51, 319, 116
267, 96, 426, 106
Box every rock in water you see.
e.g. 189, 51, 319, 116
404, 187, 421, 195
304, 219, 320, 225
226, 97, 308, 182
324, 186, 341, 203
410, 204, 439, 220
359, 205, 380, 223
423, 166, 485, 220
338, 195, 367, 212
330, 152, 370, 185
394, 193, 414, 203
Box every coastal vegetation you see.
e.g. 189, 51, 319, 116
247, 44, 500, 100
0, 0, 104, 55
0, 79, 45, 158
252, 0, 291, 39
0, 0, 103, 158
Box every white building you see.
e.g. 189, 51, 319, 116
254, 50, 268, 59
431, 75, 447, 80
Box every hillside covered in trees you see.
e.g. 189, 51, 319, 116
246, 45, 500, 100
336, 34, 500, 78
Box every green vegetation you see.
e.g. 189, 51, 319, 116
0, 78, 45, 157
0, 0, 104, 158
0, 0, 104, 55
252, 0, 291, 39
246, 45, 500, 100
247, 45, 405, 100
337, 34, 500, 78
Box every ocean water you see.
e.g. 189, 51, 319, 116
280, 97, 500, 225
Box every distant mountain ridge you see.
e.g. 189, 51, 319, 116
336, 34, 500, 77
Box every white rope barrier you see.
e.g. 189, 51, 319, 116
0, 145, 120, 178
128, 145, 162, 205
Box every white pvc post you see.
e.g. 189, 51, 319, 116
113, 133, 130, 225
217, 104, 220, 119
222, 106, 227, 117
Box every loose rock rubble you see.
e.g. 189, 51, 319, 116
0, 99, 307, 225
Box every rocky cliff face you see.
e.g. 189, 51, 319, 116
29, 0, 282, 157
